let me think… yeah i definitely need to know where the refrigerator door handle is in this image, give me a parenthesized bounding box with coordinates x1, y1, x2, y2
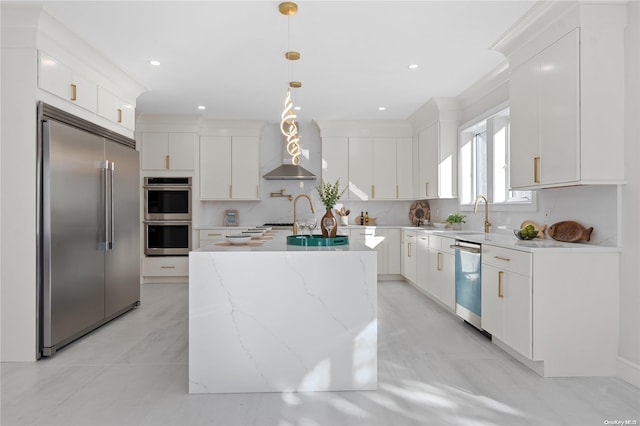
(109, 161, 115, 250)
(98, 160, 109, 251)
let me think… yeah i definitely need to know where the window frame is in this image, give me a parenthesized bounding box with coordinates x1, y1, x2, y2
(458, 102, 536, 213)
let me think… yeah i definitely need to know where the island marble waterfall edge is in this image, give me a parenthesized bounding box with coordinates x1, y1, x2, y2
(188, 250, 378, 393)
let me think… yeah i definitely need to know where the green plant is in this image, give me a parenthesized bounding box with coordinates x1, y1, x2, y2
(316, 179, 346, 211)
(446, 212, 466, 224)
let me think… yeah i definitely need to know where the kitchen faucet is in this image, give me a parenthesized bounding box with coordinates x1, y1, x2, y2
(292, 194, 315, 235)
(473, 195, 491, 234)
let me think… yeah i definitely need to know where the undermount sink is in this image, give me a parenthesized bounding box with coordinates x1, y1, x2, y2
(287, 234, 349, 246)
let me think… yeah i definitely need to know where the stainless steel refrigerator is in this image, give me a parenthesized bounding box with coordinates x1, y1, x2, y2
(38, 103, 140, 357)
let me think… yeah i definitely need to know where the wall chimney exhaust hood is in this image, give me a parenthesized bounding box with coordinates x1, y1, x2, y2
(263, 163, 315, 180)
(263, 134, 316, 180)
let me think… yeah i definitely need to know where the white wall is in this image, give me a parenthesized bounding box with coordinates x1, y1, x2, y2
(0, 47, 39, 361)
(200, 122, 413, 229)
(618, 0, 640, 388)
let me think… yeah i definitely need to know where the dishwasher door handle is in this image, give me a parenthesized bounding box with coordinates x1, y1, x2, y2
(450, 244, 481, 254)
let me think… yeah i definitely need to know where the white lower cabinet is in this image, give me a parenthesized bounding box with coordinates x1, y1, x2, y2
(349, 227, 401, 275)
(143, 256, 189, 277)
(481, 245, 532, 359)
(401, 229, 417, 283)
(481, 245, 618, 376)
(415, 233, 455, 310)
(427, 235, 455, 310)
(415, 234, 429, 292)
(198, 229, 226, 249)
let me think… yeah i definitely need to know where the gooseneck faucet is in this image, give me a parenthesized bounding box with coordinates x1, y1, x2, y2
(292, 194, 315, 235)
(473, 195, 491, 234)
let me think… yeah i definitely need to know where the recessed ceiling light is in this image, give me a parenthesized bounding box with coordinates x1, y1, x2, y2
(408, 64, 419, 69)
(294, 106, 301, 111)
(197, 105, 206, 110)
(378, 106, 386, 111)
(149, 60, 161, 66)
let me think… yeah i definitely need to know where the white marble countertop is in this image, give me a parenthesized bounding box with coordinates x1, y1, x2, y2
(194, 229, 372, 253)
(194, 224, 618, 253)
(401, 227, 620, 253)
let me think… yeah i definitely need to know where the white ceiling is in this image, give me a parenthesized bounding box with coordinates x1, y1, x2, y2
(39, 1, 535, 122)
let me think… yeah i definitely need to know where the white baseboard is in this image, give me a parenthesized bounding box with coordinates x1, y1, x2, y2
(617, 356, 640, 389)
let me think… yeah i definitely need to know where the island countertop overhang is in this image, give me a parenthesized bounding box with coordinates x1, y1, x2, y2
(193, 230, 373, 253)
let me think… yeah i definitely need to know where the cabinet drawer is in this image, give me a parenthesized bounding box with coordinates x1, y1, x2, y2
(429, 234, 455, 254)
(199, 230, 226, 240)
(143, 257, 188, 277)
(482, 245, 531, 275)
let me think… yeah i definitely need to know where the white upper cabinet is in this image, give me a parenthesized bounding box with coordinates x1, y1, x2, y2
(416, 123, 439, 198)
(348, 137, 373, 200)
(372, 138, 396, 199)
(231, 136, 260, 200)
(504, 4, 626, 189)
(371, 137, 413, 200)
(318, 121, 413, 200)
(321, 137, 349, 189)
(200, 136, 231, 199)
(38, 51, 97, 113)
(396, 138, 413, 199)
(200, 136, 260, 200)
(141, 132, 196, 171)
(97, 86, 135, 132)
(38, 49, 139, 133)
(409, 98, 458, 200)
(510, 30, 580, 188)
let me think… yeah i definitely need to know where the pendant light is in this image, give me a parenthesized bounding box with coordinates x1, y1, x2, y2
(264, 2, 315, 180)
(280, 1, 301, 166)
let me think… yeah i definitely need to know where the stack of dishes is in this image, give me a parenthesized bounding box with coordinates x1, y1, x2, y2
(242, 229, 265, 239)
(225, 235, 251, 245)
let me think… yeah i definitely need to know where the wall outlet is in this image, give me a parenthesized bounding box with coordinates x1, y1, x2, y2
(545, 208, 551, 217)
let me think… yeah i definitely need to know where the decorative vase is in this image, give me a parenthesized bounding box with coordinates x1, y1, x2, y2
(321, 209, 338, 238)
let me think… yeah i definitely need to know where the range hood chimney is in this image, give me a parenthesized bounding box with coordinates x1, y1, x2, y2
(263, 136, 316, 180)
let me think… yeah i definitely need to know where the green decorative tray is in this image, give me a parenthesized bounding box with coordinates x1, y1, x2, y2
(287, 235, 349, 246)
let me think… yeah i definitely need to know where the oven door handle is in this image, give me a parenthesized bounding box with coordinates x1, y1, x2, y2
(450, 244, 481, 254)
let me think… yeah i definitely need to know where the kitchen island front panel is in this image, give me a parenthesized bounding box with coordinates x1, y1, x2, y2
(189, 234, 377, 393)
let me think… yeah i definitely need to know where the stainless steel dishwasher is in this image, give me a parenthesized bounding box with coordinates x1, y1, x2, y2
(450, 240, 483, 331)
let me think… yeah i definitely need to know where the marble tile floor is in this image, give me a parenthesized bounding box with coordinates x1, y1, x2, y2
(2, 280, 639, 426)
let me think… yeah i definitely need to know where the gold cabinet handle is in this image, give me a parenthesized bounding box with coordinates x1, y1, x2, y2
(437, 252, 442, 271)
(161, 266, 176, 269)
(117, 109, 123, 123)
(494, 255, 511, 262)
(425, 182, 429, 196)
(408, 242, 412, 257)
(229, 185, 232, 198)
(257, 186, 259, 198)
(396, 185, 399, 199)
(165, 155, 170, 170)
(70, 83, 77, 101)
(371, 185, 375, 199)
(419, 237, 428, 240)
(534, 156, 540, 183)
(207, 233, 222, 237)
(498, 271, 504, 298)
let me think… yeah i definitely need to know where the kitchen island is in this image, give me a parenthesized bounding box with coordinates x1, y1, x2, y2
(188, 230, 377, 394)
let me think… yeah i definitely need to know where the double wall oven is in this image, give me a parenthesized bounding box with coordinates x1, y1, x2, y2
(143, 177, 192, 256)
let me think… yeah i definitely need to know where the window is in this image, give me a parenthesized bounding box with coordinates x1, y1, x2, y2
(459, 106, 533, 209)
